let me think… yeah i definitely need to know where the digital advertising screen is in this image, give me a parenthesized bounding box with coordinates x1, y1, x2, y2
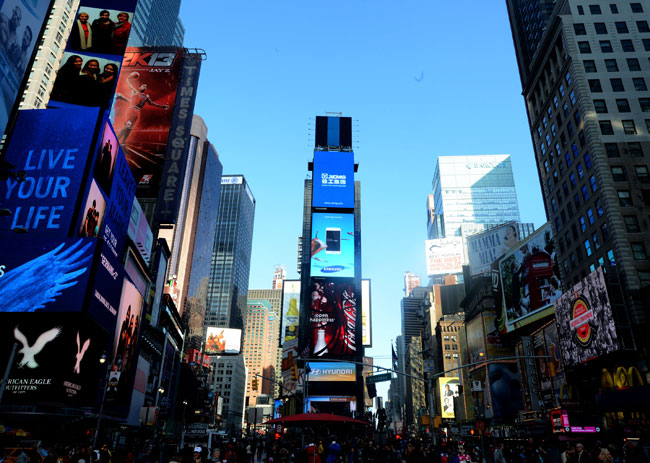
(0, 0, 52, 137)
(487, 362, 523, 418)
(0, 107, 101, 238)
(281, 280, 300, 346)
(312, 150, 354, 209)
(467, 222, 521, 276)
(308, 279, 358, 357)
(308, 362, 356, 382)
(361, 279, 372, 347)
(87, 240, 124, 332)
(554, 267, 619, 368)
(205, 327, 242, 354)
(499, 223, 559, 333)
(425, 237, 464, 276)
(111, 47, 184, 196)
(439, 377, 460, 419)
(310, 212, 354, 278)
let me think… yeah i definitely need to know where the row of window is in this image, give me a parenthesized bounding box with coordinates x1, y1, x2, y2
(579, 39, 650, 53)
(599, 119, 649, 135)
(593, 97, 650, 113)
(576, 3, 644, 15)
(610, 165, 650, 181)
(590, 77, 647, 91)
(575, 20, 650, 35)
(584, 57, 646, 72)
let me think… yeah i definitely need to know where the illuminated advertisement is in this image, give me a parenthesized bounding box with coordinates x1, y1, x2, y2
(499, 223, 559, 333)
(127, 199, 153, 263)
(487, 362, 523, 418)
(50, 0, 138, 109)
(0, 0, 51, 137)
(306, 396, 356, 413)
(112, 47, 183, 196)
(0, 313, 108, 405)
(467, 222, 521, 276)
(308, 362, 356, 382)
(483, 311, 511, 358)
(281, 280, 300, 345)
(308, 279, 358, 357)
(0, 107, 101, 238)
(312, 150, 354, 209)
(361, 279, 372, 347)
(205, 327, 242, 354)
(310, 213, 354, 278)
(425, 237, 464, 276)
(87, 240, 124, 331)
(554, 267, 619, 368)
(281, 339, 301, 394)
(0, 236, 96, 313)
(439, 377, 460, 419)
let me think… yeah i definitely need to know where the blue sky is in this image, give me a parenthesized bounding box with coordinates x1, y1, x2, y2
(179, 1, 548, 400)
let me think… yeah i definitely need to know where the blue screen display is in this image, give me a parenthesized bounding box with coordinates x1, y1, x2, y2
(312, 151, 354, 209)
(310, 212, 354, 278)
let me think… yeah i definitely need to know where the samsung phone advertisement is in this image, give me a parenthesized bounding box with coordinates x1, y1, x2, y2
(310, 213, 354, 278)
(312, 151, 354, 209)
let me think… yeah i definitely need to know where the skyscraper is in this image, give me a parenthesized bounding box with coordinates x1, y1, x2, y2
(247, 288, 283, 394)
(506, 0, 650, 347)
(243, 300, 278, 405)
(205, 175, 256, 332)
(127, 0, 185, 47)
(272, 266, 287, 289)
(404, 272, 421, 297)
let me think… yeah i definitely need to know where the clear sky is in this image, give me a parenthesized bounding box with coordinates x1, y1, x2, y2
(179, 1, 548, 401)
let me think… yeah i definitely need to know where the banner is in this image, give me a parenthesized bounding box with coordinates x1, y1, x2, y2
(281, 280, 300, 346)
(426, 237, 464, 276)
(467, 222, 521, 276)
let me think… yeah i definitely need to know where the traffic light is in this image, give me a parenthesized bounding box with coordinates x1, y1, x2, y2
(252, 377, 258, 390)
(291, 365, 299, 380)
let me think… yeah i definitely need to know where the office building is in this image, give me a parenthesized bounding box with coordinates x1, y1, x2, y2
(205, 175, 256, 332)
(248, 288, 283, 394)
(506, 0, 650, 342)
(243, 300, 278, 405)
(209, 355, 247, 432)
(127, 0, 184, 47)
(272, 266, 287, 289)
(404, 272, 420, 297)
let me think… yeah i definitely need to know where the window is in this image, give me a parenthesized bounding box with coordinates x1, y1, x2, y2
(611, 78, 625, 92)
(627, 58, 641, 71)
(610, 4, 619, 13)
(559, 84, 565, 97)
(622, 120, 637, 134)
(570, 91, 577, 105)
(570, 172, 577, 186)
(593, 232, 601, 250)
(587, 207, 595, 224)
(578, 5, 584, 14)
(617, 99, 631, 112)
(590, 175, 598, 192)
(565, 152, 573, 167)
(589, 4, 602, 14)
(579, 216, 587, 232)
(594, 99, 608, 113)
(574, 110, 582, 125)
(577, 162, 585, 179)
(629, 142, 644, 157)
(600, 40, 614, 52)
(636, 165, 650, 181)
(584, 60, 597, 72)
(638, 21, 650, 33)
(632, 243, 647, 260)
(631, 3, 643, 13)
(596, 198, 604, 216)
(595, 22, 608, 34)
(618, 190, 632, 206)
(647, 119, 650, 133)
(566, 71, 572, 86)
(574, 193, 581, 208)
(615, 21, 630, 33)
(600, 120, 614, 135)
(611, 166, 626, 181)
(589, 79, 603, 92)
(633, 77, 648, 91)
(582, 184, 590, 200)
(640, 98, 650, 112)
(585, 152, 592, 168)
(605, 59, 619, 72)
(585, 240, 593, 256)
(624, 215, 641, 232)
(578, 41, 592, 53)
(643, 39, 650, 51)
(605, 143, 620, 157)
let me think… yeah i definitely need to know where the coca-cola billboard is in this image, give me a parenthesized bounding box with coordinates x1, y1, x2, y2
(307, 279, 359, 357)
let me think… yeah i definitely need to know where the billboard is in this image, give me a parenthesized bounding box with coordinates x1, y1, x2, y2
(308, 279, 358, 357)
(310, 212, 354, 278)
(467, 222, 521, 276)
(281, 338, 302, 394)
(439, 377, 460, 419)
(0, 107, 101, 237)
(281, 280, 300, 346)
(308, 362, 356, 382)
(49, 0, 138, 109)
(127, 199, 153, 263)
(499, 223, 559, 333)
(361, 279, 371, 347)
(554, 267, 619, 367)
(0, 313, 108, 405)
(425, 237, 464, 276)
(487, 362, 523, 418)
(0, 0, 52, 137)
(312, 150, 354, 209)
(87, 240, 124, 331)
(205, 327, 242, 354)
(112, 47, 183, 197)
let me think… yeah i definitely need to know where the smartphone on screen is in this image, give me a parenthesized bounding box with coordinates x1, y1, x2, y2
(325, 228, 341, 254)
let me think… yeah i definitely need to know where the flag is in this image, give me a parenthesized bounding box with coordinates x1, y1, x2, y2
(392, 343, 398, 370)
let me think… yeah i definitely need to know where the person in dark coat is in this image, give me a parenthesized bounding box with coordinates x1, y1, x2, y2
(91, 10, 114, 53)
(51, 54, 82, 102)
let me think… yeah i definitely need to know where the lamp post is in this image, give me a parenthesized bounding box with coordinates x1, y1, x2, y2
(93, 352, 113, 462)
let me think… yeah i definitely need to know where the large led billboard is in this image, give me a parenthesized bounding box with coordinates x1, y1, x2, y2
(310, 212, 354, 278)
(308, 279, 358, 357)
(425, 237, 464, 276)
(554, 267, 619, 368)
(312, 150, 354, 209)
(487, 362, 523, 418)
(467, 222, 521, 276)
(499, 223, 559, 333)
(439, 377, 460, 419)
(281, 280, 301, 346)
(308, 362, 356, 382)
(361, 279, 372, 347)
(205, 327, 242, 354)
(0, 0, 52, 137)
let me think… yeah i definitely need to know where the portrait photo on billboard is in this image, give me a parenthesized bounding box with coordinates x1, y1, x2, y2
(312, 150, 355, 209)
(0, 0, 50, 136)
(439, 377, 460, 419)
(205, 327, 242, 354)
(554, 267, 619, 368)
(78, 180, 107, 238)
(310, 213, 354, 278)
(487, 362, 523, 418)
(467, 222, 521, 276)
(93, 120, 118, 193)
(281, 280, 301, 345)
(308, 279, 358, 357)
(65, 4, 135, 56)
(0, 313, 108, 405)
(112, 47, 183, 195)
(0, 236, 96, 314)
(499, 223, 560, 333)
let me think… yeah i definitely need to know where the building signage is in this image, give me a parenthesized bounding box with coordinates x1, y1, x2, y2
(221, 176, 243, 185)
(361, 279, 371, 347)
(312, 150, 354, 209)
(467, 222, 521, 276)
(425, 237, 464, 276)
(308, 362, 356, 382)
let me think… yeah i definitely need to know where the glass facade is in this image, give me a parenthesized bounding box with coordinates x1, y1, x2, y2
(430, 155, 521, 238)
(205, 176, 256, 332)
(128, 0, 185, 47)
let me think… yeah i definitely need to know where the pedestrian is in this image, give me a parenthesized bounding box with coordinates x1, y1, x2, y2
(16, 449, 30, 463)
(194, 447, 204, 463)
(575, 445, 591, 463)
(495, 444, 507, 463)
(326, 442, 341, 463)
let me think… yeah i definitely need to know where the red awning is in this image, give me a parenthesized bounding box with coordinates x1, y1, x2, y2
(264, 413, 369, 426)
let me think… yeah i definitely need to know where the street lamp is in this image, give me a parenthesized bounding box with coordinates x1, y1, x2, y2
(93, 352, 114, 462)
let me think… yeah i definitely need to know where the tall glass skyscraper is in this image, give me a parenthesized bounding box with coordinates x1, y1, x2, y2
(128, 0, 185, 47)
(428, 155, 522, 239)
(205, 176, 256, 332)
